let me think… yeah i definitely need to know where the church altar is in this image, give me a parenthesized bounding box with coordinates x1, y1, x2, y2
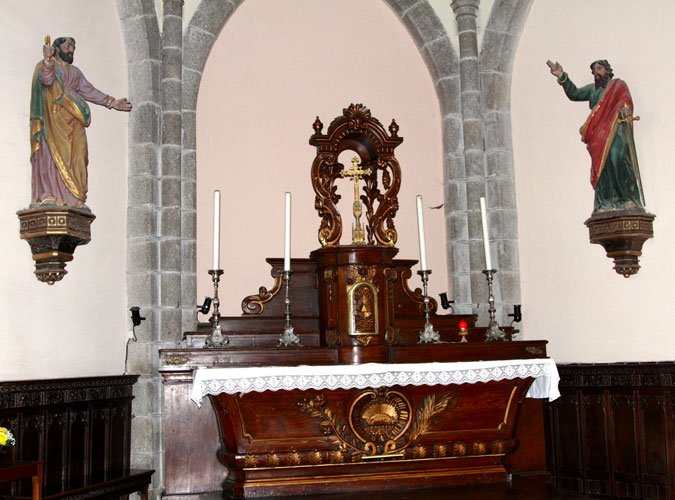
(190, 358, 560, 406)
(159, 104, 557, 498)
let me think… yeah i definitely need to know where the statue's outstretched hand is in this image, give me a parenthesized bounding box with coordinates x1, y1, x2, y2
(546, 60, 563, 78)
(112, 98, 133, 112)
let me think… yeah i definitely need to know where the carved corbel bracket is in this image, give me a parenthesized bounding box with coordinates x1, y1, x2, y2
(17, 205, 95, 285)
(585, 211, 655, 278)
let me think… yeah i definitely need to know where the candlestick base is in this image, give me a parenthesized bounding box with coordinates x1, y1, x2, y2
(279, 324, 301, 347)
(204, 269, 229, 348)
(482, 269, 505, 342)
(416, 269, 441, 344)
(485, 320, 505, 342)
(278, 270, 302, 347)
(419, 320, 441, 344)
(205, 323, 229, 348)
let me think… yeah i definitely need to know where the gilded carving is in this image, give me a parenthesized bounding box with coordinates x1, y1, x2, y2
(323, 268, 336, 302)
(349, 265, 377, 284)
(434, 444, 447, 457)
(525, 346, 544, 356)
(164, 355, 188, 365)
(266, 452, 280, 466)
(298, 389, 454, 459)
(310, 104, 403, 247)
(329, 449, 345, 464)
(287, 450, 301, 465)
(241, 270, 283, 315)
(412, 444, 427, 459)
(453, 443, 466, 456)
(347, 281, 378, 337)
(308, 450, 323, 465)
(398, 266, 438, 313)
(355, 335, 374, 347)
(244, 454, 258, 468)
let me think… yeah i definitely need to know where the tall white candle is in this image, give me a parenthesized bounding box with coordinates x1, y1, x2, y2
(480, 197, 493, 270)
(415, 195, 428, 271)
(212, 190, 221, 270)
(283, 192, 292, 271)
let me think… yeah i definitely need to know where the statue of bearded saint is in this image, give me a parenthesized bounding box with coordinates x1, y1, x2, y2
(547, 59, 646, 216)
(30, 36, 132, 208)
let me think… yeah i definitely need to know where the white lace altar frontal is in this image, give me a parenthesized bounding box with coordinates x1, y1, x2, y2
(190, 358, 560, 407)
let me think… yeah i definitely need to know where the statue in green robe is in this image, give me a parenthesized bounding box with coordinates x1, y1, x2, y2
(547, 60, 645, 215)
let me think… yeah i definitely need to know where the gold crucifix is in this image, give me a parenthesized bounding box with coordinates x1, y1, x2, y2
(339, 157, 372, 244)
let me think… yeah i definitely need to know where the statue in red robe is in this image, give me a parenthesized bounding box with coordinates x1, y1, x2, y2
(547, 59, 645, 215)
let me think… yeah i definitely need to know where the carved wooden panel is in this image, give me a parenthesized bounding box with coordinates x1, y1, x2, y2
(309, 104, 403, 247)
(0, 375, 137, 498)
(546, 363, 675, 500)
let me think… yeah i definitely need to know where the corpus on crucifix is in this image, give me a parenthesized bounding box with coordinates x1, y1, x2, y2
(339, 157, 372, 245)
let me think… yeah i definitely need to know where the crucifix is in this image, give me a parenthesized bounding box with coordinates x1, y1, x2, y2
(339, 157, 372, 244)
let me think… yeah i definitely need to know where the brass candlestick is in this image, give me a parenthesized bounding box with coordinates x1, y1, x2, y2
(482, 269, 505, 341)
(278, 270, 301, 347)
(417, 269, 441, 344)
(205, 269, 229, 348)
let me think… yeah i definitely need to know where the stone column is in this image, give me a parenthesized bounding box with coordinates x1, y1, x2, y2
(450, 0, 491, 317)
(160, 0, 184, 344)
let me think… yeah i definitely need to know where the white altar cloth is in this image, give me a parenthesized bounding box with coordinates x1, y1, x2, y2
(191, 358, 560, 407)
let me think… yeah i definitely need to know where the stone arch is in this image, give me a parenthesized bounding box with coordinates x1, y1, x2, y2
(180, 0, 462, 305)
(478, 0, 533, 321)
(118, 0, 467, 496)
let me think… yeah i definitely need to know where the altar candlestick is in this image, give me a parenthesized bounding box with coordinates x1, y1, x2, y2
(212, 190, 221, 270)
(480, 197, 492, 270)
(416, 195, 428, 271)
(284, 192, 292, 271)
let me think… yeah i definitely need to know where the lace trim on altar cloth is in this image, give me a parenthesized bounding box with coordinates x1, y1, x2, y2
(190, 358, 560, 407)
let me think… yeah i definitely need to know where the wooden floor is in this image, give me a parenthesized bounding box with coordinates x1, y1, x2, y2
(218, 475, 600, 500)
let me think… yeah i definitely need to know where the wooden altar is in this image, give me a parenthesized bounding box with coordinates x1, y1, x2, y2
(159, 104, 557, 499)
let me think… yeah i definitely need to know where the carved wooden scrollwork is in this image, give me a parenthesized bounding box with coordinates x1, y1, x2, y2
(241, 269, 283, 315)
(310, 104, 403, 247)
(399, 266, 438, 314)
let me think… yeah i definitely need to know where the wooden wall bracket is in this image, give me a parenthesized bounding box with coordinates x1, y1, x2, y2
(17, 205, 95, 285)
(585, 211, 655, 278)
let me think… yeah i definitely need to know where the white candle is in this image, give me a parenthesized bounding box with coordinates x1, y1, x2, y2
(283, 192, 292, 271)
(480, 197, 492, 270)
(212, 190, 221, 270)
(415, 195, 428, 271)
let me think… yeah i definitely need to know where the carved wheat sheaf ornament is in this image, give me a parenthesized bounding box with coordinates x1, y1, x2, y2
(298, 388, 454, 458)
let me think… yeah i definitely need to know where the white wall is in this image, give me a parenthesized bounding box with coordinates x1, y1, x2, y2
(0, 1, 129, 379)
(195, 0, 447, 317)
(513, 1, 675, 361)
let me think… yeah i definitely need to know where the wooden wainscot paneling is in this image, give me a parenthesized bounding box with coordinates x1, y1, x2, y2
(546, 363, 675, 500)
(0, 375, 153, 499)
